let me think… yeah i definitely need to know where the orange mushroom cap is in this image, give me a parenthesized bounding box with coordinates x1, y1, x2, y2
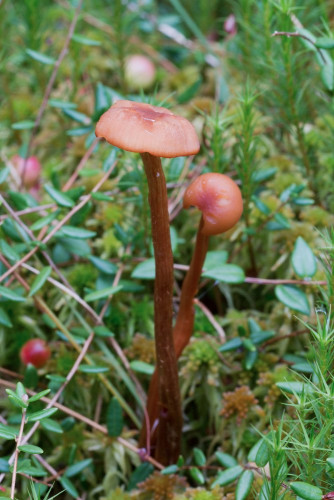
(183, 173, 243, 236)
(95, 100, 200, 158)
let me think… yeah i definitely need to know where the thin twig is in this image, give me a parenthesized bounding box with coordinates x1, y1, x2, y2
(0, 203, 55, 222)
(194, 298, 226, 342)
(21, 0, 84, 186)
(173, 264, 326, 286)
(272, 30, 327, 64)
(0, 379, 164, 471)
(0, 161, 117, 284)
(62, 137, 101, 191)
(10, 394, 28, 499)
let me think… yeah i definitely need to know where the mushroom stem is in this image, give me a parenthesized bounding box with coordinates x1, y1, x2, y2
(141, 216, 209, 450)
(140, 152, 182, 465)
(173, 216, 209, 357)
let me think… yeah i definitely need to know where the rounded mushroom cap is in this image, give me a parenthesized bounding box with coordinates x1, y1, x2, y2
(183, 173, 243, 235)
(95, 100, 200, 158)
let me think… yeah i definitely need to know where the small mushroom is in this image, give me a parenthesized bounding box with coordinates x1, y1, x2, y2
(96, 100, 200, 464)
(142, 173, 242, 444)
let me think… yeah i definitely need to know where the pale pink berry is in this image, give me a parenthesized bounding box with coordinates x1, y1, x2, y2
(125, 55, 156, 90)
(12, 155, 41, 188)
(224, 14, 237, 36)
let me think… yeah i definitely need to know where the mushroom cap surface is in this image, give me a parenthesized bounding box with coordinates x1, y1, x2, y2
(183, 173, 243, 235)
(95, 100, 200, 158)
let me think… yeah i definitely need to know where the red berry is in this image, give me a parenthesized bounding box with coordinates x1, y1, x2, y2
(20, 339, 51, 368)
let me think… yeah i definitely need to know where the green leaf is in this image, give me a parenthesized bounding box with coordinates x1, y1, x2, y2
(64, 458, 92, 478)
(91, 192, 114, 202)
(252, 195, 271, 215)
(252, 167, 277, 183)
(203, 250, 228, 271)
(321, 59, 334, 91)
(78, 365, 109, 374)
(193, 448, 206, 466)
(315, 37, 334, 49)
(0, 307, 13, 327)
(78, 168, 101, 177)
(28, 389, 51, 403)
(26, 48, 55, 65)
(131, 258, 155, 280)
(16, 382, 26, 399)
(292, 362, 313, 374)
(248, 439, 264, 462)
(215, 451, 238, 468)
(219, 337, 243, 353)
(60, 237, 91, 257)
(275, 285, 310, 315)
(66, 126, 92, 136)
(48, 99, 77, 109)
(127, 463, 154, 491)
(18, 465, 47, 477)
(211, 465, 243, 488)
(178, 78, 202, 104)
(63, 108, 91, 125)
(0, 458, 10, 472)
(0, 167, 10, 183)
(255, 438, 270, 467)
(129, 360, 155, 375)
(292, 197, 314, 206)
(0, 286, 25, 302)
(72, 34, 101, 46)
(0, 239, 20, 262)
(59, 226, 96, 239)
(27, 407, 58, 422)
(84, 284, 123, 302)
(189, 467, 205, 485)
(18, 444, 44, 454)
(31, 211, 60, 231)
(28, 267, 52, 297)
(93, 326, 114, 337)
(0, 429, 16, 440)
(45, 185, 75, 208)
(236, 470, 254, 500)
(11, 120, 35, 130)
(292, 237, 317, 277)
(59, 476, 79, 499)
(244, 350, 258, 370)
(94, 82, 111, 116)
(89, 256, 118, 275)
(203, 264, 245, 284)
(250, 330, 275, 345)
(276, 381, 313, 395)
(106, 397, 124, 437)
(242, 338, 256, 352)
(290, 482, 322, 500)
(40, 418, 63, 434)
(161, 465, 179, 475)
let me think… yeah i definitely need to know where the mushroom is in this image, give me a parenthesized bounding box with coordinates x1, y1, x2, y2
(141, 173, 243, 447)
(95, 100, 200, 464)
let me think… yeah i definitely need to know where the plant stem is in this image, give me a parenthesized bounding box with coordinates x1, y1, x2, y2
(141, 217, 209, 451)
(11, 395, 28, 499)
(140, 152, 182, 465)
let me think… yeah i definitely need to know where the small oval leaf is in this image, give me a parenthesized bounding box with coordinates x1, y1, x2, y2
(275, 285, 310, 315)
(236, 470, 254, 500)
(292, 237, 317, 277)
(29, 267, 52, 297)
(290, 481, 322, 500)
(211, 465, 243, 488)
